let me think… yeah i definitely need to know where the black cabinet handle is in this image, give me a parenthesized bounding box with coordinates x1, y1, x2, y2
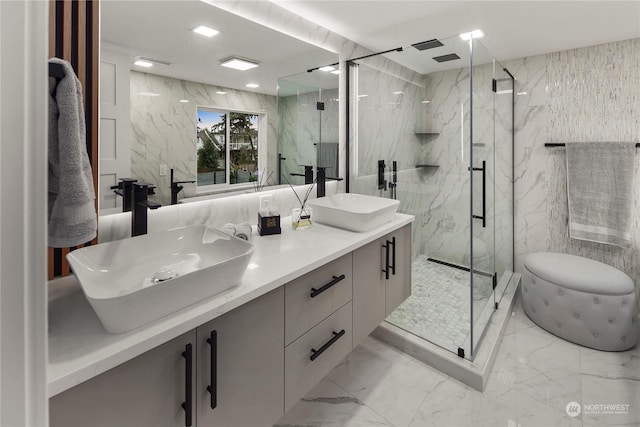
(310, 275, 346, 298)
(206, 330, 217, 410)
(310, 329, 346, 361)
(382, 240, 390, 280)
(181, 344, 193, 427)
(390, 236, 396, 276)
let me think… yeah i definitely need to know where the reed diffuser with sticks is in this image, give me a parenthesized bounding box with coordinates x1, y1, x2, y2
(285, 177, 315, 230)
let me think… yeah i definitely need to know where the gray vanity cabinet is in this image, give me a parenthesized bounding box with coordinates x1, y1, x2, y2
(50, 288, 284, 427)
(50, 330, 197, 427)
(353, 223, 411, 346)
(195, 287, 285, 427)
(385, 223, 412, 316)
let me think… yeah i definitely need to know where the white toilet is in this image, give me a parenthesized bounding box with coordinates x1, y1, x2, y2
(522, 252, 638, 351)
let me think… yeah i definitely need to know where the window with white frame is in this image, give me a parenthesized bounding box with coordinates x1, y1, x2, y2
(196, 106, 261, 189)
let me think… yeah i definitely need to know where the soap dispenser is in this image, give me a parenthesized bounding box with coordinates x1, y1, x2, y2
(258, 194, 281, 236)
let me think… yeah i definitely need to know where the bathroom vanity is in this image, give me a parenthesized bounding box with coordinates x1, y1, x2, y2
(48, 214, 413, 426)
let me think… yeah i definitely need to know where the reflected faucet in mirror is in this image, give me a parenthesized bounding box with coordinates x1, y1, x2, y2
(290, 165, 315, 184)
(170, 169, 195, 205)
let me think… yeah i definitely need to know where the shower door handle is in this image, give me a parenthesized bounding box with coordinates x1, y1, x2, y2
(470, 160, 486, 228)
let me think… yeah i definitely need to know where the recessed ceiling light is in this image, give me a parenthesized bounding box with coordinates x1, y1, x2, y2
(459, 29, 484, 41)
(220, 56, 259, 71)
(193, 25, 219, 38)
(245, 83, 260, 88)
(393, 91, 404, 95)
(179, 99, 189, 103)
(216, 91, 227, 95)
(134, 60, 153, 68)
(319, 66, 335, 72)
(330, 70, 341, 75)
(421, 100, 431, 104)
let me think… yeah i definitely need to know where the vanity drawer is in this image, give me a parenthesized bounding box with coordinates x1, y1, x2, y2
(284, 253, 352, 345)
(284, 301, 352, 412)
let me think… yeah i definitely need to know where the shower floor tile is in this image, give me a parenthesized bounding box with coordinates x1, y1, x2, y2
(385, 255, 493, 353)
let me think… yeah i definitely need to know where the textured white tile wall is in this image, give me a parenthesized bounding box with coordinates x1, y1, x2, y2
(507, 38, 640, 300)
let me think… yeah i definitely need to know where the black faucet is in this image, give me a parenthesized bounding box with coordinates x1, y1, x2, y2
(170, 168, 195, 205)
(131, 182, 161, 236)
(316, 167, 326, 198)
(110, 178, 138, 212)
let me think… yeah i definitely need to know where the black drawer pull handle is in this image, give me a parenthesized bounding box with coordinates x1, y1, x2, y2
(206, 330, 217, 410)
(382, 240, 390, 280)
(181, 343, 193, 427)
(310, 329, 346, 361)
(390, 236, 396, 276)
(310, 274, 346, 298)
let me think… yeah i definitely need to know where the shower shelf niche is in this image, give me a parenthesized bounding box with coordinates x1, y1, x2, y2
(415, 164, 440, 169)
(415, 132, 439, 137)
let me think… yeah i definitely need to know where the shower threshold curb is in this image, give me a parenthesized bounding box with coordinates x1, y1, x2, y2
(372, 273, 521, 392)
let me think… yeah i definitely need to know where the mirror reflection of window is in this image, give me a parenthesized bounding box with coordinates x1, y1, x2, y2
(197, 107, 260, 189)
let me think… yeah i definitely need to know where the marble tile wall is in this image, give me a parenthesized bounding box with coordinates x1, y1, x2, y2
(348, 56, 431, 260)
(506, 38, 640, 301)
(129, 71, 277, 206)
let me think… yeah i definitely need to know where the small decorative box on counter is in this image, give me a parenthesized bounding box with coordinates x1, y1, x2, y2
(258, 213, 281, 236)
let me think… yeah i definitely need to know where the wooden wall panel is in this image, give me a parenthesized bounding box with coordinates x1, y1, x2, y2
(48, 0, 99, 280)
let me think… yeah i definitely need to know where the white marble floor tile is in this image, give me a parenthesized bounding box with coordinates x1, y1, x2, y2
(275, 378, 394, 427)
(580, 375, 640, 427)
(327, 337, 446, 427)
(505, 295, 536, 335)
(510, 324, 583, 415)
(409, 375, 516, 427)
(579, 344, 640, 426)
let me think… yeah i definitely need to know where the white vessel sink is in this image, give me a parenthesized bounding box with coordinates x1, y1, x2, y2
(66, 225, 254, 333)
(307, 193, 400, 232)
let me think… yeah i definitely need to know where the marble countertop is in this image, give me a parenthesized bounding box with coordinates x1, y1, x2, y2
(48, 213, 414, 397)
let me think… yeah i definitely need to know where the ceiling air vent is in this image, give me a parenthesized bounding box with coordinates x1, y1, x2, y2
(433, 53, 460, 63)
(412, 39, 443, 51)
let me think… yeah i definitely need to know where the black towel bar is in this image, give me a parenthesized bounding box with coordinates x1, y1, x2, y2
(544, 143, 640, 148)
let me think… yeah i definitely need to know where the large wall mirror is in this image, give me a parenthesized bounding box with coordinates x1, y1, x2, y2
(99, 0, 338, 214)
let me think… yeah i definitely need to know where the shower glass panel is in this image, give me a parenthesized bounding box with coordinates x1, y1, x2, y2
(347, 33, 514, 361)
(470, 39, 497, 354)
(277, 72, 339, 185)
(493, 64, 515, 302)
(349, 35, 476, 357)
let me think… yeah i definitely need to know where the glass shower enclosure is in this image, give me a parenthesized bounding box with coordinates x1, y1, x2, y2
(277, 70, 340, 186)
(347, 35, 514, 359)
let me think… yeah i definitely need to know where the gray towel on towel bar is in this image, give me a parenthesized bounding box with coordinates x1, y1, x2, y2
(48, 58, 97, 247)
(565, 141, 635, 248)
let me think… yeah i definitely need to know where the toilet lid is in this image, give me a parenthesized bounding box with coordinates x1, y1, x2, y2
(524, 252, 634, 295)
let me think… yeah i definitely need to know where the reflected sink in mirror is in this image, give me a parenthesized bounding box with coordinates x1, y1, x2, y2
(66, 225, 254, 333)
(307, 193, 400, 232)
